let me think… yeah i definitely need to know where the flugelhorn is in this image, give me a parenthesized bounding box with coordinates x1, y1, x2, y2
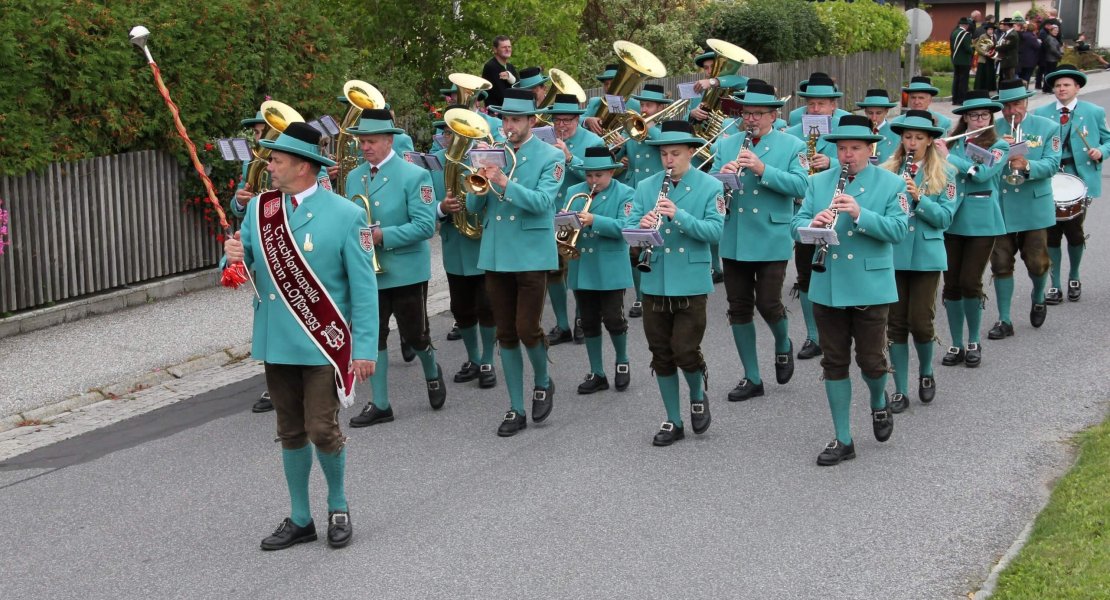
(352, 175, 384, 274)
(556, 183, 598, 260)
(811, 165, 851, 273)
(1003, 116, 1025, 185)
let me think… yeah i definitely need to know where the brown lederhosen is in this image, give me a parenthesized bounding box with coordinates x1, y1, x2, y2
(485, 270, 548, 348)
(990, 229, 1050, 278)
(722, 259, 788, 325)
(376, 281, 432, 351)
(888, 271, 941, 344)
(813, 303, 890, 380)
(266, 363, 345, 453)
(642, 293, 708, 376)
(446, 273, 494, 329)
(942, 234, 995, 300)
(573, 289, 627, 338)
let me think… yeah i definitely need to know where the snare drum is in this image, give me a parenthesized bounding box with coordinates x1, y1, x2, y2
(1052, 173, 1089, 221)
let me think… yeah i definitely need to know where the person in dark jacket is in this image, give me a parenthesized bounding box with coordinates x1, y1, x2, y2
(1040, 24, 1064, 92)
(1018, 21, 1042, 86)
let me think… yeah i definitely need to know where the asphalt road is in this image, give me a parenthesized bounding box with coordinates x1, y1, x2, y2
(3, 89, 1110, 600)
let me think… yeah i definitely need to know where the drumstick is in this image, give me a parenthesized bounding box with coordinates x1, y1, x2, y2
(1076, 129, 1104, 164)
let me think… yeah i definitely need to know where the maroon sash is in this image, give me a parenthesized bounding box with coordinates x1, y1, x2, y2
(256, 190, 356, 406)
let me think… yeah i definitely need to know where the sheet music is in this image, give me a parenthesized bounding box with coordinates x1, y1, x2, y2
(965, 142, 997, 167)
(712, 172, 741, 190)
(677, 83, 699, 100)
(433, 133, 451, 149)
(621, 228, 664, 247)
(231, 138, 253, 161)
(467, 149, 507, 169)
(801, 114, 833, 136)
(605, 94, 626, 114)
(531, 126, 557, 145)
(216, 139, 237, 161)
(319, 115, 341, 136)
(797, 226, 840, 246)
(1007, 141, 1028, 159)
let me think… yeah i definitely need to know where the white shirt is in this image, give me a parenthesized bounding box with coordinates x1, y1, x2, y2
(1055, 98, 1079, 112)
(369, 150, 397, 172)
(291, 182, 318, 209)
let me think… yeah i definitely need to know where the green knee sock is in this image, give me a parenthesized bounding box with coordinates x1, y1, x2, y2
(825, 378, 853, 445)
(1067, 244, 1084, 280)
(415, 346, 439, 380)
(1048, 246, 1062, 288)
(730, 323, 761, 385)
(800, 292, 819, 342)
(585, 335, 605, 376)
(370, 348, 390, 409)
(863, 373, 889, 410)
(632, 269, 643, 302)
(548, 281, 570, 330)
(963, 297, 984, 344)
(611, 332, 629, 364)
(682, 369, 705, 402)
(315, 446, 347, 513)
(500, 345, 525, 413)
(657, 374, 682, 427)
(479, 326, 496, 364)
(524, 343, 550, 388)
(914, 340, 935, 377)
(889, 343, 910, 395)
(994, 276, 1014, 324)
(769, 316, 791, 354)
(1031, 272, 1048, 304)
(945, 299, 965, 347)
(711, 243, 722, 273)
(459, 324, 480, 363)
(282, 445, 314, 527)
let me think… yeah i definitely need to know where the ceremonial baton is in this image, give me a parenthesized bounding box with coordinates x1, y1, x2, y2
(128, 25, 260, 300)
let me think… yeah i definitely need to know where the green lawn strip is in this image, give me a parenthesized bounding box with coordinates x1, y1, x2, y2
(989, 417, 1110, 599)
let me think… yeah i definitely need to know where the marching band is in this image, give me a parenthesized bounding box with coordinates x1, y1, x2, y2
(222, 40, 1107, 549)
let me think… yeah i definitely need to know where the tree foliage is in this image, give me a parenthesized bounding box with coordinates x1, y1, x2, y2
(697, 0, 832, 63)
(812, 0, 910, 56)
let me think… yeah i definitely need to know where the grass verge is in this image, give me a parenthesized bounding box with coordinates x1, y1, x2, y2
(988, 416, 1110, 599)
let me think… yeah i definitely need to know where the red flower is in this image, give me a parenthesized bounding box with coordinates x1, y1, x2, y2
(204, 142, 214, 151)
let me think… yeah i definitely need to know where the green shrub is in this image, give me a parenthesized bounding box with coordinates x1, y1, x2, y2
(697, 0, 831, 62)
(813, 0, 910, 56)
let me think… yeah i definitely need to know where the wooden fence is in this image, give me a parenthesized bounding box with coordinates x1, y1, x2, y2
(0, 151, 222, 314)
(584, 50, 903, 115)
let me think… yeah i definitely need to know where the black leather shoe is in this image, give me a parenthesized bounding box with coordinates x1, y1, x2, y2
(1045, 287, 1063, 305)
(797, 338, 822, 359)
(816, 439, 856, 466)
(573, 318, 585, 344)
(652, 421, 686, 446)
(941, 346, 965, 366)
(478, 364, 497, 389)
(727, 378, 764, 402)
(453, 361, 480, 383)
(889, 392, 909, 414)
(987, 321, 1014, 340)
(919, 376, 936, 403)
(690, 400, 711, 434)
(774, 340, 795, 384)
(427, 364, 447, 410)
(546, 326, 572, 345)
(1030, 303, 1047, 328)
(252, 391, 274, 413)
(260, 518, 317, 551)
(872, 403, 894, 442)
(400, 339, 415, 363)
(614, 363, 631, 391)
(628, 301, 643, 318)
(532, 380, 554, 422)
(349, 403, 394, 428)
(446, 323, 462, 341)
(577, 373, 610, 394)
(326, 511, 352, 549)
(711, 270, 724, 284)
(964, 343, 982, 368)
(1068, 279, 1081, 302)
(497, 410, 526, 437)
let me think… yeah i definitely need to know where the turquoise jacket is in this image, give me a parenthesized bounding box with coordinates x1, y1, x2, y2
(431, 148, 484, 277)
(946, 138, 1009, 237)
(893, 165, 959, 271)
(873, 121, 901, 164)
(565, 179, 635, 291)
(710, 129, 809, 261)
(468, 133, 564, 272)
(995, 114, 1061, 232)
(345, 153, 436, 289)
(230, 165, 332, 218)
(784, 122, 841, 174)
(788, 106, 851, 127)
(238, 187, 379, 364)
(792, 165, 908, 307)
(555, 126, 605, 206)
(628, 168, 724, 296)
(929, 110, 953, 133)
(620, 126, 665, 189)
(1033, 99, 1110, 197)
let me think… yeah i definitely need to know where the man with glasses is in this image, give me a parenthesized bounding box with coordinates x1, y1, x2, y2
(710, 82, 809, 402)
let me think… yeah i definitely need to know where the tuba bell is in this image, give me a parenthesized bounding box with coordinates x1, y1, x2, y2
(442, 108, 519, 239)
(594, 41, 668, 131)
(535, 68, 588, 126)
(246, 100, 304, 193)
(334, 80, 386, 196)
(448, 72, 493, 110)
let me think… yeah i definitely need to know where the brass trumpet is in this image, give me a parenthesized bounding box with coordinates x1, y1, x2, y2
(352, 175, 384, 274)
(602, 98, 691, 151)
(556, 183, 598, 260)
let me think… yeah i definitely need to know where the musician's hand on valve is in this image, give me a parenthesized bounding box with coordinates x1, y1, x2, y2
(810, 154, 831, 171)
(639, 213, 657, 229)
(832, 193, 860, 220)
(1002, 134, 1016, 145)
(693, 79, 715, 93)
(326, 164, 340, 180)
(690, 106, 710, 121)
(442, 193, 462, 214)
(620, 157, 630, 168)
(1009, 155, 1029, 170)
(474, 141, 491, 150)
(351, 359, 376, 382)
(224, 231, 244, 263)
(372, 227, 384, 245)
(482, 165, 508, 189)
(721, 161, 740, 174)
(584, 117, 604, 136)
(811, 209, 836, 228)
(578, 212, 594, 227)
(656, 197, 676, 219)
(553, 138, 572, 161)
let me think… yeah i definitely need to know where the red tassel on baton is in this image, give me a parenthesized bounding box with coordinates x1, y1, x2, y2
(129, 25, 259, 300)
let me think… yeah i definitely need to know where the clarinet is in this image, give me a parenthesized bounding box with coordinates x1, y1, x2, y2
(636, 168, 673, 273)
(900, 150, 917, 207)
(811, 165, 851, 273)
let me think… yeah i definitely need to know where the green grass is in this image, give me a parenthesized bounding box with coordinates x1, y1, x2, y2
(929, 74, 953, 98)
(989, 416, 1110, 599)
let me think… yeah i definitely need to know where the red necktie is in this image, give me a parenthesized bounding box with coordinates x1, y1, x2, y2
(750, 136, 761, 147)
(1060, 107, 1070, 125)
(371, 166, 380, 178)
(290, 194, 299, 210)
(847, 175, 855, 184)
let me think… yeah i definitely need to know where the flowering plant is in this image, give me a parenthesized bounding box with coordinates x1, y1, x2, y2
(0, 198, 9, 256)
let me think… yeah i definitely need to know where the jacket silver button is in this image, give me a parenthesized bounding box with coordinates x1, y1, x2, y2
(269, 293, 276, 300)
(678, 247, 685, 253)
(509, 215, 515, 221)
(665, 248, 671, 253)
(752, 207, 759, 213)
(496, 215, 502, 221)
(909, 225, 915, 232)
(847, 253, 854, 260)
(847, 230, 854, 236)
(831, 253, 838, 259)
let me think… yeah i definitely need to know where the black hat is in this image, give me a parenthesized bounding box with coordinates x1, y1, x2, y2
(257, 121, 334, 167)
(823, 114, 885, 143)
(645, 120, 703, 147)
(519, 66, 542, 79)
(903, 109, 935, 122)
(585, 146, 612, 159)
(958, 17, 972, 25)
(284, 121, 322, 146)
